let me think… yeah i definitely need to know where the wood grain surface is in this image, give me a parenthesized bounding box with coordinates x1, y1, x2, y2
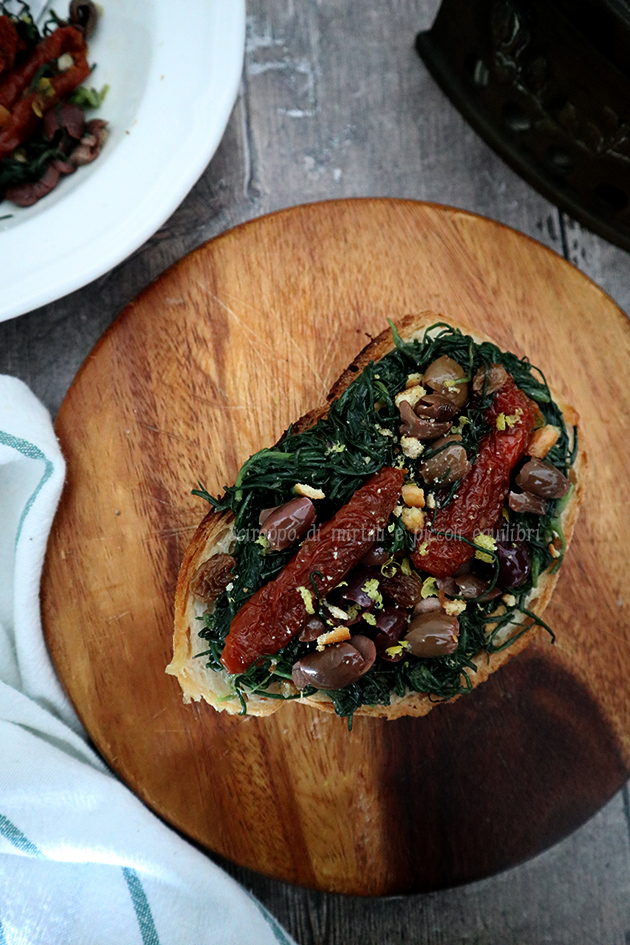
(41, 198, 630, 895)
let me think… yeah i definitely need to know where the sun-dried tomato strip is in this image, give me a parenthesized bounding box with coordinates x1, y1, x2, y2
(411, 377, 536, 578)
(0, 26, 86, 109)
(0, 16, 22, 77)
(0, 27, 90, 161)
(221, 465, 406, 674)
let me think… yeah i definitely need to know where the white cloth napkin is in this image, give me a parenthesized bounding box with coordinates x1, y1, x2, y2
(0, 376, 296, 945)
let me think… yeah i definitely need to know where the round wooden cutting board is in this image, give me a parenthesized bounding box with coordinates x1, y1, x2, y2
(42, 199, 630, 895)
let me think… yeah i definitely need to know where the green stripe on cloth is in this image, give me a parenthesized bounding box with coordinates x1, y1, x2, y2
(0, 430, 54, 547)
(1, 814, 160, 944)
(122, 868, 161, 945)
(0, 431, 163, 944)
(0, 814, 43, 858)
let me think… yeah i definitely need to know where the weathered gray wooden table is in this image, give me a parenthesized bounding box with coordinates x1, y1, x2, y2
(2, 2, 630, 941)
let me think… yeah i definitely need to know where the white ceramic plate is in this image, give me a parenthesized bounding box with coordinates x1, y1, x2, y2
(0, 0, 245, 323)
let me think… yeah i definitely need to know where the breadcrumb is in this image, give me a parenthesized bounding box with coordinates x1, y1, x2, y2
(395, 385, 426, 408)
(402, 483, 425, 508)
(443, 599, 466, 616)
(527, 424, 560, 458)
(401, 435, 424, 459)
(401, 506, 425, 533)
(294, 483, 326, 500)
(405, 373, 425, 389)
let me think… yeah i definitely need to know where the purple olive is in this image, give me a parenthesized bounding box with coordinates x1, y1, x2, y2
(453, 559, 472, 576)
(69, 0, 99, 37)
(496, 540, 532, 588)
(373, 607, 409, 661)
(43, 103, 85, 144)
(422, 356, 469, 409)
(436, 575, 458, 596)
(404, 612, 459, 657)
(509, 490, 546, 516)
(516, 458, 570, 499)
(413, 597, 443, 616)
(351, 635, 377, 667)
(454, 574, 501, 600)
(259, 496, 316, 551)
(414, 393, 459, 421)
(399, 401, 453, 440)
(291, 637, 375, 690)
(380, 571, 424, 607)
(418, 436, 471, 486)
(340, 566, 380, 608)
(374, 605, 408, 637)
(299, 615, 327, 642)
(472, 363, 508, 398)
(360, 543, 391, 567)
(69, 118, 108, 168)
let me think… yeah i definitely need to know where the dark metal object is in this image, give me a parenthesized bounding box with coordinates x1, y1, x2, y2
(416, 0, 630, 253)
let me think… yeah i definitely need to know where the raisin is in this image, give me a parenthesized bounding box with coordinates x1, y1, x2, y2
(191, 554, 236, 603)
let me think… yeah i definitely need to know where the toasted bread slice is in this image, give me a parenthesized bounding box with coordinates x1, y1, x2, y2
(167, 312, 585, 719)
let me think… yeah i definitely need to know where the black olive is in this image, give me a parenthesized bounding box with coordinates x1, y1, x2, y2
(496, 540, 531, 588)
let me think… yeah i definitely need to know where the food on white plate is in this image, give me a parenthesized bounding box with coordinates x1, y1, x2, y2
(167, 313, 584, 724)
(0, 0, 107, 207)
